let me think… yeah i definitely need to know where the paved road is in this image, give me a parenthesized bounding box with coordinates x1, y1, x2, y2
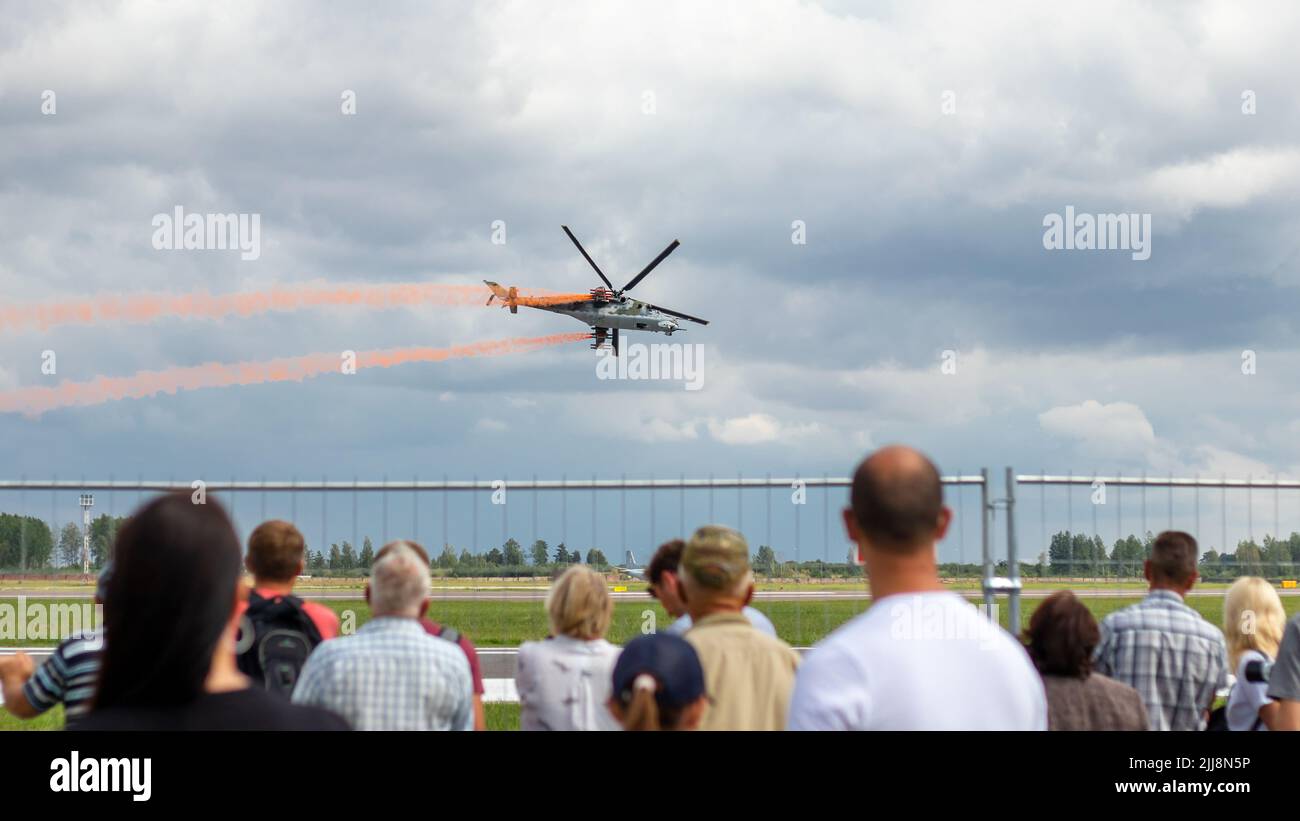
(0, 645, 822, 681)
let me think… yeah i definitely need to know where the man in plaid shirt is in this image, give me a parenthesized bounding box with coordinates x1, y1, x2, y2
(1093, 531, 1228, 731)
(292, 541, 474, 730)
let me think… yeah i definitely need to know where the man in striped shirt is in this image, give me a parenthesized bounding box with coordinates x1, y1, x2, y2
(1093, 531, 1228, 731)
(0, 565, 110, 724)
(0, 632, 102, 722)
(291, 541, 473, 730)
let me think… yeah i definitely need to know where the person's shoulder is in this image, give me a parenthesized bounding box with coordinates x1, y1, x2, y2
(1236, 649, 1267, 677)
(284, 702, 351, 730)
(55, 629, 103, 658)
(742, 627, 798, 665)
(1088, 673, 1148, 721)
(743, 605, 776, 627)
(72, 707, 149, 731)
(418, 628, 473, 665)
(1178, 605, 1227, 643)
(801, 612, 875, 671)
(1099, 599, 1140, 626)
(1088, 671, 1141, 699)
(446, 627, 478, 654)
(228, 687, 351, 730)
(302, 600, 340, 626)
(300, 631, 350, 669)
(749, 626, 794, 651)
(517, 638, 545, 659)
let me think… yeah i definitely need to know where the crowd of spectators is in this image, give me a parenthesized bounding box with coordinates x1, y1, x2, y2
(2, 443, 1299, 732)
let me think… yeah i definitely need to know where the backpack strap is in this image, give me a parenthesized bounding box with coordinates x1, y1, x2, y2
(431, 623, 460, 644)
(247, 592, 323, 645)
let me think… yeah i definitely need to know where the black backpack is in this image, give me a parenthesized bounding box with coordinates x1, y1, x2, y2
(236, 591, 324, 697)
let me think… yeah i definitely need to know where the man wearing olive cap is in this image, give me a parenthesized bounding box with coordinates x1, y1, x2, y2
(679, 525, 800, 730)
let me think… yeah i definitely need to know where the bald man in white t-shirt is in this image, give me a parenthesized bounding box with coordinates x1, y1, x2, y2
(787, 445, 1046, 731)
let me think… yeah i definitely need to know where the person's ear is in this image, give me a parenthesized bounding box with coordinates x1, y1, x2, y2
(742, 582, 755, 607)
(842, 509, 865, 564)
(1186, 569, 1199, 592)
(418, 598, 430, 619)
(664, 571, 677, 596)
(228, 579, 249, 627)
(934, 506, 952, 541)
(364, 582, 371, 606)
(682, 696, 708, 730)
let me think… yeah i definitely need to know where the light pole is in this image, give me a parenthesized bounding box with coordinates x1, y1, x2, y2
(79, 494, 94, 576)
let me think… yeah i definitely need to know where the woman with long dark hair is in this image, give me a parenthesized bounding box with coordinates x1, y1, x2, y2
(76, 492, 348, 730)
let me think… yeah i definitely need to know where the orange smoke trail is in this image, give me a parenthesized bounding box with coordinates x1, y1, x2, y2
(0, 283, 592, 333)
(0, 332, 590, 418)
(506, 293, 595, 308)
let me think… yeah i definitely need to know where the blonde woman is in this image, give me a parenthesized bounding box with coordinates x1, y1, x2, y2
(1224, 576, 1286, 731)
(516, 565, 621, 730)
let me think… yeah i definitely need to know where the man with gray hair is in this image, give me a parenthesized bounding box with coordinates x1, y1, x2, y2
(679, 525, 800, 730)
(292, 541, 473, 730)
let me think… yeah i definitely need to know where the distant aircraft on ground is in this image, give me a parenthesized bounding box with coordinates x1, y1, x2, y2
(612, 549, 646, 581)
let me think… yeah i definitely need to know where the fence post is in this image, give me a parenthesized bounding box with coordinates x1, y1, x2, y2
(981, 468, 993, 615)
(1006, 467, 1020, 635)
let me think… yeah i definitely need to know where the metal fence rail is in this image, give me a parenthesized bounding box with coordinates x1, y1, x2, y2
(0, 476, 988, 492)
(1003, 471, 1300, 619)
(0, 474, 992, 598)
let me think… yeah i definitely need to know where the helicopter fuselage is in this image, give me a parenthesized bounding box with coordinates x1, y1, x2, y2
(542, 298, 681, 334)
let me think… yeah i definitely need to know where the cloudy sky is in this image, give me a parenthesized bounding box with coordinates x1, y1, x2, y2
(3, 0, 1300, 560)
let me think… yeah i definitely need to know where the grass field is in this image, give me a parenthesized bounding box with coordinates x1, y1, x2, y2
(0, 704, 63, 731)
(0, 701, 524, 731)
(6, 591, 1296, 649)
(330, 594, 1300, 646)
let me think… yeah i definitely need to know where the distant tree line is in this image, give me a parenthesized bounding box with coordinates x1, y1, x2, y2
(1023, 530, 1300, 579)
(0, 513, 127, 571)
(301, 537, 613, 578)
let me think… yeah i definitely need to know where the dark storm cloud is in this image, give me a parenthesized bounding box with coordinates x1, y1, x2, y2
(4, 0, 1300, 497)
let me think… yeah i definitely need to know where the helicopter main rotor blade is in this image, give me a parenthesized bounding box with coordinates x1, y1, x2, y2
(620, 239, 680, 294)
(561, 225, 616, 291)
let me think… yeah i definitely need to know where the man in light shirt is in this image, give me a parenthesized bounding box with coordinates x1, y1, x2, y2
(1092, 531, 1227, 731)
(680, 526, 801, 730)
(292, 541, 473, 730)
(646, 539, 777, 637)
(787, 445, 1046, 730)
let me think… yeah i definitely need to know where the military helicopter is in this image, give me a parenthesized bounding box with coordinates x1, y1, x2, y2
(484, 225, 709, 355)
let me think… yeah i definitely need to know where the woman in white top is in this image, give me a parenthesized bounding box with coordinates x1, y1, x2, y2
(516, 565, 621, 731)
(1223, 576, 1286, 731)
